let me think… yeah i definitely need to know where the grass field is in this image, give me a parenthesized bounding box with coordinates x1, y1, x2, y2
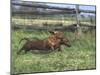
(12, 18, 94, 26)
(11, 29, 96, 74)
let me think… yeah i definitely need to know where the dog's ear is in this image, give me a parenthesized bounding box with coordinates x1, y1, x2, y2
(49, 31, 55, 34)
(54, 31, 59, 34)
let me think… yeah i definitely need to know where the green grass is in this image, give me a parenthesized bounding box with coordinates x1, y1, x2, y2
(11, 29, 96, 74)
(12, 18, 94, 26)
(12, 18, 76, 26)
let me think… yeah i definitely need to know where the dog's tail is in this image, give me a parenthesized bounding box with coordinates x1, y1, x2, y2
(19, 38, 30, 45)
(17, 38, 30, 55)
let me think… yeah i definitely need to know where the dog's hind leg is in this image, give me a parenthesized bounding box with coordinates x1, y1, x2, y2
(17, 47, 24, 55)
(24, 50, 28, 54)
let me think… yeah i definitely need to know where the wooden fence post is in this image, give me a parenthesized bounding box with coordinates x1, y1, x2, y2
(75, 5, 82, 39)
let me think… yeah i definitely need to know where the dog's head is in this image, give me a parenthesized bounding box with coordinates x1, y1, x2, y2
(61, 38, 71, 47)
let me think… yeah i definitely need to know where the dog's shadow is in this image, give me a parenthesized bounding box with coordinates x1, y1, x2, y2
(31, 49, 60, 54)
(17, 49, 60, 55)
(31, 50, 52, 54)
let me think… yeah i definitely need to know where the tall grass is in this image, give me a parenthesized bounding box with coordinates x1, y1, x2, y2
(11, 29, 96, 74)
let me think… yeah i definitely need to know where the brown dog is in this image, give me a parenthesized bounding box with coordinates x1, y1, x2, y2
(17, 31, 71, 54)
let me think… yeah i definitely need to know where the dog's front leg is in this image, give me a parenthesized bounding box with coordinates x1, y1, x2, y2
(51, 46, 55, 51)
(58, 46, 61, 51)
